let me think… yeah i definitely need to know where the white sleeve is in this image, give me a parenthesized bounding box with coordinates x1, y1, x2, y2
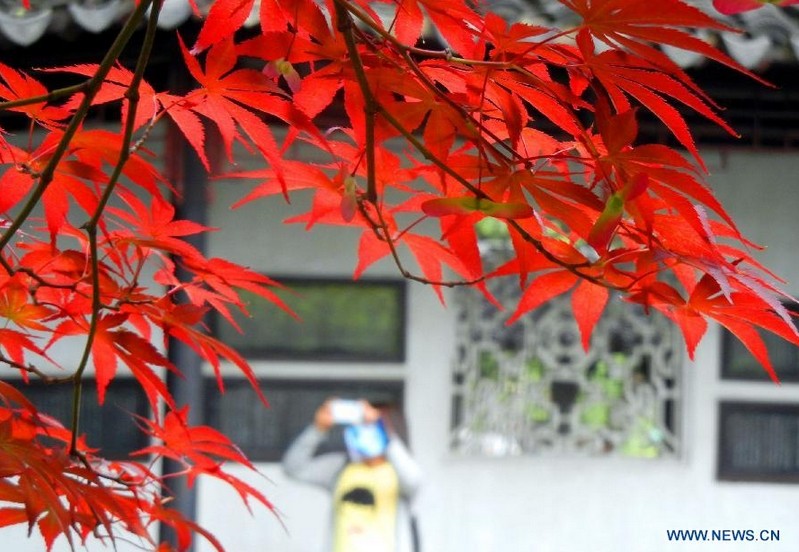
(385, 437, 423, 499)
(281, 425, 347, 491)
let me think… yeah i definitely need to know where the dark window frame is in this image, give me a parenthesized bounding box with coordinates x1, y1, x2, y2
(10, 378, 150, 460)
(720, 304, 799, 383)
(211, 276, 407, 363)
(717, 401, 799, 484)
(204, 377, 405, 462)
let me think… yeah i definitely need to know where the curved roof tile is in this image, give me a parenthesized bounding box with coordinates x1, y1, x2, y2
(2, 0, 798, 70)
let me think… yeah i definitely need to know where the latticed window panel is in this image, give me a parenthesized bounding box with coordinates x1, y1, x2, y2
(451, 273, 682, 458)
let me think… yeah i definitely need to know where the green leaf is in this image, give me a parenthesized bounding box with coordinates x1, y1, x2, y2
(422, 197, 533, 219)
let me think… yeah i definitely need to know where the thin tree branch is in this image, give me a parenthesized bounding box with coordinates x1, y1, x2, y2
(338, 0, 512, 68)
(331, 2, 627, 291)
(70, 0, 162, 456)
(356, 200, 485, 288)
(0, 83, 89, 112)
(0, 356, 73, 384)
(335, 0, 378, 203)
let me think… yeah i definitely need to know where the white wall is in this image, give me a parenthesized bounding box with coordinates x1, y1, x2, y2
(7, 149, 799, 552)
(193, 149, 799, 552)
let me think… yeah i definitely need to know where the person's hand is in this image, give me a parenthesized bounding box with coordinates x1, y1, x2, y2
(361, 400, 380, 424)
(314, 399, 335, 431)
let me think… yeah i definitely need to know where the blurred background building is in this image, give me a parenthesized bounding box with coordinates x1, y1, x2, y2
(2, 1, 799, 551)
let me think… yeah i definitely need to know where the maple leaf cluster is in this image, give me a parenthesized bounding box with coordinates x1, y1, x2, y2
(1, 0, 798, 550)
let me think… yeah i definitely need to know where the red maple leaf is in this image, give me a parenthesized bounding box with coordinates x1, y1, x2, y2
(713, 0, 799, 14)
(44, 64, 161, 131)
(50, 312, 177, 410)
(107, 191, 210, 260)
(174, 36, 290, 173)
(0, 64, 70, 128)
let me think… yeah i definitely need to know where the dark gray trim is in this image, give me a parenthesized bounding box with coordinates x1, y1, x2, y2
(717, 401, 799, 483)
(11, 378, 150, 460)
(212, 276, 408, 363)
(720, 303, 799, 382)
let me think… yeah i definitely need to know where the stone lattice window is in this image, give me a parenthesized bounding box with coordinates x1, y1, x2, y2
(451, 269, 682, 458)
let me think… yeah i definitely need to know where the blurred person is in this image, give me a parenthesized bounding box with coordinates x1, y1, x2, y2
(282, 398, 422, 552)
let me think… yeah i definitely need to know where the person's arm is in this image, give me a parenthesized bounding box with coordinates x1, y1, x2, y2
(385, 437, 423, 499)
(282, 399, 349, 490)
(281, 424, 346, 490)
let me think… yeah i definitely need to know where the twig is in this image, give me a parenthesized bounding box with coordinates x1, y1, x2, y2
(335, 0, 378, 203)
(0, 83, 89, 112)
(332, 0, 623, 291)
(0, 355, 73, 384)
(356, 200, 485, 288)
(70, 0, 161, 456)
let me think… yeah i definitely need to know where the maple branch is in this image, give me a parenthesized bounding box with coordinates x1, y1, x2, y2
(338, 0, 510, 68)
(336, 0, 486, 287)
(69, 247, 96, 453)
(331, 1, 619, 291)
(340, 0, 577, 219)
(91, 2, 159, 224)
(335, 0, 377, 204)
(343, 2, 590, 171)
(336, 23, 600, 287)
(356, 200, 485, 288)
(0, 83, 90, 112)
(0, 256, 83, 290)
(418, 71, 518, 166)
(343, 0, 527, 169)
(0, 355, 73, 384)
(0, 0, 163, 454)
(397, 46, 521, 167)
(70, 0, 162, 456)
(372, 93, 624, 289)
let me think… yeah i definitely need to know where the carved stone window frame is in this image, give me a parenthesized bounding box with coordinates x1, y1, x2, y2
(450, 249, 683, 458)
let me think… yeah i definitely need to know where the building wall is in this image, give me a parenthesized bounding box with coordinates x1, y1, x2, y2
(193, 149, 799, 552)
(4, 149, 799, 552)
